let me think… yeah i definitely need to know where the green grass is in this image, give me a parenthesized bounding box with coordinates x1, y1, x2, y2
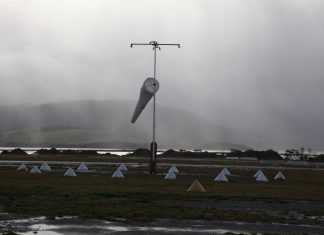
(0, 165, 324, 222)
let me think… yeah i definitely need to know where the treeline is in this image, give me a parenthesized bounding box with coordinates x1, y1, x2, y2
(226, 149, 282, 160)
(2, 147, 324, 162)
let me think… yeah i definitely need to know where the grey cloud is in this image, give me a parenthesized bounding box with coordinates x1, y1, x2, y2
(0, 0, 324, 149)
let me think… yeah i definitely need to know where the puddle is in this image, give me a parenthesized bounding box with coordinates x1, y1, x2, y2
(21, 230, 62, 235)
(1, 216, 324, 234)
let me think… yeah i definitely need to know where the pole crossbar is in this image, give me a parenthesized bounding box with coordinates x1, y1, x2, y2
(131, 41, 180, 48)
(130, 41, 180, 175)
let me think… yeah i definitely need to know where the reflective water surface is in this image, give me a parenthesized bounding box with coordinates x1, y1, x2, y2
(1, 214, 324, 235)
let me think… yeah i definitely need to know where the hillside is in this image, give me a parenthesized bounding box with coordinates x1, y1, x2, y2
(0, 100, 249, 149)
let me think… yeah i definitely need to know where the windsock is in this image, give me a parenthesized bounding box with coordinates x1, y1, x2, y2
(131, 77, 159, 123)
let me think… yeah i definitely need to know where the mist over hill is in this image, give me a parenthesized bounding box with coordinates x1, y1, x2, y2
(0, 100, 249, 150)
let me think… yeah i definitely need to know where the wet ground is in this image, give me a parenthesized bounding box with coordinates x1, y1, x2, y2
(1, 213, 324, 235)
(1, 157, 324, 234)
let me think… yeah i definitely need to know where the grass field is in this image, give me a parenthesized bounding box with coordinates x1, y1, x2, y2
(1, 158, 324, 225)
(2, 154, 324, 167)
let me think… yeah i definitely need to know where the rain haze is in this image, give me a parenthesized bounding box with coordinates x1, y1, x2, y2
(1, 0, 324, 150)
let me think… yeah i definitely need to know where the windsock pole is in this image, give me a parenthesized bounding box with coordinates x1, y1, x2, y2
(130, 41, 180, 175)
(152, 46, 157, 174)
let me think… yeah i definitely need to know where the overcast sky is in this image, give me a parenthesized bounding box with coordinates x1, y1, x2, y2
(0, 0, 324, 149)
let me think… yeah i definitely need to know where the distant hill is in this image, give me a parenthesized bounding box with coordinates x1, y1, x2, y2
(0, 100, 249, 150)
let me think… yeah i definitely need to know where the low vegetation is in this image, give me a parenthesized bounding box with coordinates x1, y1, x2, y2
(0, 163, 324, 223)
(226, 149, 282, 160)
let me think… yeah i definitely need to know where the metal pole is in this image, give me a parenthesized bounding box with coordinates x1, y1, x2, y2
(153, 47, 157, 144)
(152, 46, 157, 174)
(130, 41, 180, 175)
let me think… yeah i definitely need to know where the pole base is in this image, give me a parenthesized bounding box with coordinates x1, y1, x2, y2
(150, 142, 157, 175)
